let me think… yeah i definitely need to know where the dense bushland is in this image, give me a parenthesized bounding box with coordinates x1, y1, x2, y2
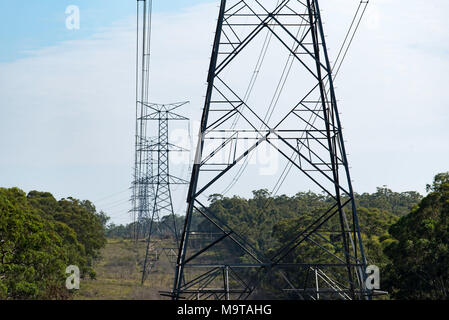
(0, 188, 107, 299)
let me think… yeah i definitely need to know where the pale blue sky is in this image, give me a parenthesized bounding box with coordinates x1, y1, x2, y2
(0, 0, 215, 223)
(1, 1, 448, 224)
(0, 0, 213, 62)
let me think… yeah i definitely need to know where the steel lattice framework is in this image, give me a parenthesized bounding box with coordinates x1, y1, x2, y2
(131, 0, 190, 284)
(171, 0, 370, 300)
(131, 0, 153, 241)
(140, 102, 190, 284)
(132, 137, 156, 240)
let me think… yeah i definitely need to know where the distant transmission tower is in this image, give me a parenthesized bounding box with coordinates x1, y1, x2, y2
(141, 102, 189, 284)
(131, 0, 190, 284)
(131, 0, 153, 241)
(133, 137, 156, 240)
(172, 0, 370, 300)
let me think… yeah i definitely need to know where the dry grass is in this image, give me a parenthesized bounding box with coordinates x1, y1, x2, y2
(74, 238, 174, 300)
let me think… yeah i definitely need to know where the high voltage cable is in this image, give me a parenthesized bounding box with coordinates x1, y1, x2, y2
(93, 188, 130, 204)
(222, 5, 308, 195)
(173, 0, 369, 300)
(267, 0, 370, 204)
(218, 5, 311, 253)
(221, 0, 283, 195)
(99, 198, 131, 210)
(220, 0, 370, 250)
(132, 0, 154, 240)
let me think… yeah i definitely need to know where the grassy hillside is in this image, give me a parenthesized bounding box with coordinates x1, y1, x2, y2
(75, 238, 174, 300)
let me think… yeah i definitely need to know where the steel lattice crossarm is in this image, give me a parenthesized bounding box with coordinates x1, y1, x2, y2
(140, 102, 190, 121)
(171, 0, 371, 300)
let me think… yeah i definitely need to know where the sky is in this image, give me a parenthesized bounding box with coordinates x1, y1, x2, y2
(0, 0, 448, 224)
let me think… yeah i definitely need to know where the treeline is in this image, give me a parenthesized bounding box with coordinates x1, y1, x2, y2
(106, 215, 185, 239)
(195, 173, 449, 299)
(355, 188, 422, 217)
(0, 188, 107, 299)
(107, 173, 449, 299)
(383, 173, 449, 299)
(106, 187, 420, 239)
(189, 189, 405, 299)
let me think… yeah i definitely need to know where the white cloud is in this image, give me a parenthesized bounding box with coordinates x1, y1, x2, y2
(0, 1, 448, 223)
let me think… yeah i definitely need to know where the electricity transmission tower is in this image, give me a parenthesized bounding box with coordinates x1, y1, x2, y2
(131, 0, 190, 284)
(132, 137, 156, 240)
(172, 0, 370, 300)
(140, 102, 190, 284)
(131, 0, 153, 241)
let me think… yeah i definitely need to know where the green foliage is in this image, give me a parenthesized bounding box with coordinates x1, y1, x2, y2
(355, 187, 422, 217)
(384, 173, 449, 299)
(196, 190, 402, 262)
(27, 192, 107, 276)
(105, 183, 434, 299)
(0, 187, 107, 299)
(106, 214, 187, 240)
(106, 223, 134, 239)
(57, 198, 107, 266)
(0, 188, 67, 299)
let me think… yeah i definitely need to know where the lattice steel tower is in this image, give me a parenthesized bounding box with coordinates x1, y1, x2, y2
(172, 0, 370, 300)
(131, 0, 154, 241)
(132, 137, 156, 240)
(131, 0, 190, 284)
(140, 102, 189, 284)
